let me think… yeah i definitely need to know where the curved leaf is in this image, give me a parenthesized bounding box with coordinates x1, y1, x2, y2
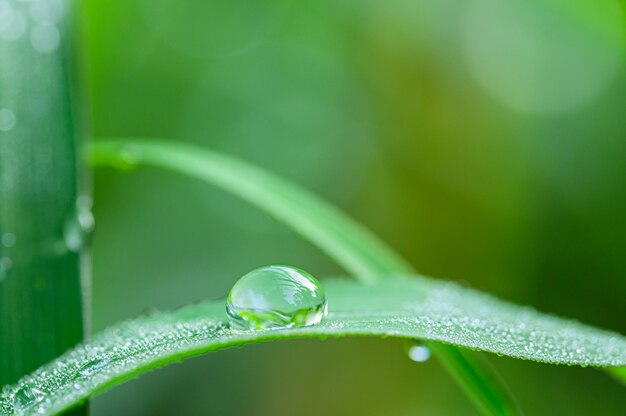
(2, 278, 625, 415)
(88, 138, 519, 415)
(89, 139, 412, 281)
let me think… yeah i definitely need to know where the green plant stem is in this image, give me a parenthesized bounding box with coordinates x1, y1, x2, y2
(89, 138, 519, 415)
(0, 0, 86, 387)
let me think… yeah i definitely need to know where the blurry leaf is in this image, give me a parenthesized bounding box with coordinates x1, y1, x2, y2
(2, 277, 625, 415)
(89, 139, 413, 281)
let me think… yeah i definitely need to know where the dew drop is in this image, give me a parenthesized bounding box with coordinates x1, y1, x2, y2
(2, 232, 15, 248)
(29, 0, 63, 25)
(30, 24, 60, 53)
(407, 341, 431, 363)
(63, 218, 85, 252)
(0, 257, 12, 281)
(78, 358, 110, 377)
(0, 256, 12, 270)
(0, 108, 16, 131)
(226, 265, 328, 330)
(113, 143, 143, 170)
(0, 7, 26, 41)
(76, 195, 95, 231)
(12, 386, 46, 410)
(63, 197, 94, 253)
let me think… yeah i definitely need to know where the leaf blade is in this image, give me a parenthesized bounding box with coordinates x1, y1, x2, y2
(0, 0, 86, 391)
(89, 139, 413, 280)
(1, 278, 624, 415)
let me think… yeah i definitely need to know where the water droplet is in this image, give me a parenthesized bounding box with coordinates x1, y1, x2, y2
(62, 196, 95, 252)
(30, 24, 59, 53)
(114, 143, 143, 170)
(78, 358, 110, 377)
(63, 219, 84, 252)
(0, 257, 11, 281)
(76, 195, 95, 232)
(0, 108, 16, 132)
(0, 7, 26, 41)
(29, 0, 63, 25)
(226, 265, 328, 330)
(407, 341, 431, 363)
(2, 232, 15, 248)
(0, 257, 12, 270)
(13, 386, 46, 410)
(63, 214, 93, 253)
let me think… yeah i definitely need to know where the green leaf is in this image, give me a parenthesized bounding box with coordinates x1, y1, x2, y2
(89, 139, 413, 281)
(87, 138, 519, 415)
(0, 0, 86, 388)
(2, 278, 625, 415)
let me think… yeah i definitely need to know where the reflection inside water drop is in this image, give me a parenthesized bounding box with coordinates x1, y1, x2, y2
(226, 265, 328, 330)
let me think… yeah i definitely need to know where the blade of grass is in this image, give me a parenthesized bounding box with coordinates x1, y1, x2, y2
(89, 138, 518, 415)
(2, 277, 625, 415)
(0, 0, 87, 389)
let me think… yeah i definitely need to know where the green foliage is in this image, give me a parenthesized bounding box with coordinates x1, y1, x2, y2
(4, 138, 625, 415)
(2, 277, 625, 415)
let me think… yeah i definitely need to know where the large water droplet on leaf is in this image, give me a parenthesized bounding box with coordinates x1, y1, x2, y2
(226, 265, 327, 330)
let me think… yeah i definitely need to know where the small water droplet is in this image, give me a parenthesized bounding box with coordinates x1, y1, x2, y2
(407, 341, 431, 363)
(30, 24, 59, 53)
(78, 358, 110, 377)
(76, 195, 95, 231)
(226, 265, 328, 330)
(29, 0, 63, 25)
(0, 256, 12, 270)
(13, 386, 46, 410)
(0, 7, 26, 41)
(2, 232, 15, 247)
(63, 219, 84, 252)
(0, 257, 12, 281)
(0, 108, 16, 132)
(114, 143, 143, 170)
(62, 196, 95, 252)
(63, 217, 91, 252)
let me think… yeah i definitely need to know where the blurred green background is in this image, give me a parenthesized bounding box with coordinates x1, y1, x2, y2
(84, 0, 626, 414)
